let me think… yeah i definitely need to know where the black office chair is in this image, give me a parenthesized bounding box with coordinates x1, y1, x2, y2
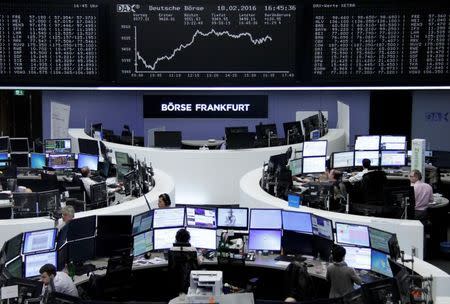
(284, 261, 315, 302)
(40, 172, 59, 191)
(167, 245, 199, 297)
(360, 170, 387, 204)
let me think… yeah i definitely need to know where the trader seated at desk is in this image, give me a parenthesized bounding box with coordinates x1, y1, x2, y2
(57, 205, 75, 230)
(80, 167, 122, 199)
(39, 263, 79, 298)
(348, 158, 372, 184)
(409, 169, 433, 222)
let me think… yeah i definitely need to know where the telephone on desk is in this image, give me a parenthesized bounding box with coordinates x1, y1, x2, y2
(246, 252, 255, 261)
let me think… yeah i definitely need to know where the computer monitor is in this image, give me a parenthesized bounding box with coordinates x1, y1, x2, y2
(0, 152, 9, 167)
(97, 215, 132, 236)
(332, 151, 355, 169)
(226, 132, 255, 149)
(361, 278, 400, 304)
(78, 138, 99, 155)
(355, 135, 380, 151)
(0, 136, 9, 151)
(186, 227, 217, 250)
(47, 154, 75, 170)
(217, 207, 248, 230)
(133, 231, 154, 256)
(282, 211, 312, 233)
(225, 126, 248, 138)
(44, 139, 71, 154)
(10, 153, 29, 167)
(23, 228, 57, 254)
(250, 209, 282, 229)
(154, 131, 182, 149)
(311, 215, 333, 241)
(153, 207, 185, 228)
(77, 153, 99, 171)
(369, 227, 394, 254)
(380, 151, 406, 167)
(186, 207, 217, 228)
(354, 151, 379, 167)
(115, 151, 130, 166)
(380, 136, 406, 151)
(431, 150, 450, 168)
(12, 192, 38, 213)
(90, 182, 107, 205)
(37, 190, 61, 213)
(281, 231, 314, 256)
(303, 140, 327, 157)
(268, 153, 289, 174)
(248, 229, 282, 251)
(67, 215, 96, 241)
(336, 222, 370, 247)
(67, 237, 96, 263)
(302, 156, 326, 174)
(132, 211, 153, 235)
(289, 158, 302, 176)
(255, 123, 277, 140)
(343, 246, 371, 270)
(302, 115, 320, 141)
(30, 153, 46, 169)
(283, 121, 303, 144)
(24, 251, 57, 278)
(9, 138, 29, 152)
(153, 228, 179, 250)
(371, 250, 393, 277)
(3, 233, 23, 262)
(5, 256, 23, 278)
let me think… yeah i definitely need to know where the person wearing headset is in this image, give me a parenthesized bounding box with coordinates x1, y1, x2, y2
(158, 193, 172, 208)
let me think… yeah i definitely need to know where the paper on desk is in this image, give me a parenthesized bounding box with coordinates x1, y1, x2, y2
(148, 257, 166, 264)
(1, 285, 18, 300)
(275, 261, 291, 266)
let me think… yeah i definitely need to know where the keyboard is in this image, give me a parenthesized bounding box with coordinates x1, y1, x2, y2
(275, 255, 306, 262)
(358, 270, 379, 283)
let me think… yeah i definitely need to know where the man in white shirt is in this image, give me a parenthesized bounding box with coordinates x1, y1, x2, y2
(39, 264, 78, 298)
(409, 169, 433, 221)
(348, 158, 371, 184)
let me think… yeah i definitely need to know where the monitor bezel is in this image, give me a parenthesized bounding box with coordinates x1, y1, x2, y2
(22, 228, 58, 255)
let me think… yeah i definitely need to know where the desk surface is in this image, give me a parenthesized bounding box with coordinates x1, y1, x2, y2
(182, 139, 225, 147)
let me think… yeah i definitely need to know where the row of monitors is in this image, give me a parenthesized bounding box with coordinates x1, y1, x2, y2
(331, 150, 407, 169)
(0, 152, 99, 171)
(0, 137, 30, 153)
(355, 135, 407, 151)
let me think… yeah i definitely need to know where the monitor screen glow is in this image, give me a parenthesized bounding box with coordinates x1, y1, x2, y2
(282, 211, 312, 233)
(355, 136, 380, 151)
(336, 223, 370, 247)
(333, 152, 355, 168)
(369, 228, 393, 254)
(77, 153, 99, 171)
(302, 156, 326, 174)
(354, 151, 379, 167)
(380, 151, 406, 167)
(133, 231, 153, 256)
(153, 228, 179, 250)
(153, 208, 185, 228)
(186, 227, 216, 249)
(371, 250, 393, 277)
(217, 208, 248, 229)
(343, 246, 371, 270)
(303, 140, 327, 157)
(311, 215, 333, 240)
(30, 153, 46, 169)
(47, 154, 75, 170)
(23, 229, 57, 254)
(250, 209, 282, 229)
(25, 251, 57, 278)
(186, 207, 216, 228)
(44, 139, 71, 154)
(289, 158, 302, 176)
(380, 136, 406, 151)
(248, 229, 282, 251)
(132, 211, 153, 235)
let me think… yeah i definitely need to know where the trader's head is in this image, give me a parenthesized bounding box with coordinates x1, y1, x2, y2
(409, 169, 422, 184)
(39, 264, 57, 285)
(158, 193, 171, 208)
(362, 158, 371, 169)
(81, 166, 91, 177)
(331, 245, 346, 263)
(175, 228, 190, 244)
(61, 205, 75, 223)
(328, 169, 342, 182)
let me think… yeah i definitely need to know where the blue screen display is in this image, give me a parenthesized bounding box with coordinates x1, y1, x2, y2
(371, 250, 393, 277)
(0, 152, 8, 167)
(30, 153, 46, 169)
(282, 211, 312, 233)
(77, 153, 99, 171)
(248, 229, 282, 251)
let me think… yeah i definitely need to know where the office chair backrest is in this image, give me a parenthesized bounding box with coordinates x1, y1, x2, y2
(284, 261, 315, 302)
(168, 246, 198, 295)
(40, 172, 59, 191)
(361, 170, 387, 204)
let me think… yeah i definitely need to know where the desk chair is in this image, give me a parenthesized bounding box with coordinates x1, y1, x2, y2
(361, 170, 387, 204)
(168, 245, 199, 296)
(87, 182, 107, 210)
(40, 172, 59, 191)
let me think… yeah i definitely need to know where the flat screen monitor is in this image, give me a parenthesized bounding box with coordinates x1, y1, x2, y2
(24, 251, 57, 278)
(10, 153, 29, 167)
(380, 136, 406, 151)
(37, 190, 60, 212)
(225, 126, 248, 138)
(115, 151, 129, 166)
(283, 121, 303, 144)
(133, 231, 154, 256)
(4, 233, 23, 262)
(311, 215, 333, 241)
(0, 136, 9, 151)
(44, 139, 71, 154)
(282, 231, 314, 256)
(354, 151, 379, 167)
(248, 229, 282, 251)
(153, 207, 185, 228)
(132, 211, 153, 235)
(153, 228, 179, 250)
(380, 151, 406, 167)
(282, 211, 312, 233)
(302, 115, 320, 140)
(217, 208, 248, 230)
(186, 227, 217, 250)
(368, 227, 393, 254)
(289, 158, 302, 176)
(226, 132, 255, 149)
(332, 151, 355, 169)
(97, 215, 132, 236)
(268, 153, 289, 173)
(77, 153, 99, 171)
(186, 207, 217, 228)
(0, 152, 9, 167)
(430, 150, 450, 168)
(47, 154, 75, 170)
(336, 223, 370, 247)
(30, 153, 46, 169)
(5, 256, 22, 278)
(250, 209, 282, 229)
(154, 131, 182, 149)
(371, 250, 393, 277)
(303, 140, 327, 157)
(355, 135, 380, 151)
(67, 215, 96, 241)
(9, 138, 29, 152)
(302, 156, 326, 174)
(343, 246, 371, 270)
(255, 123, 277, 139)
(23, 228, 57, 254)
(67, 237, 95, 263)
(78, 138, 99, 155)
(12, 192, 38, 211)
